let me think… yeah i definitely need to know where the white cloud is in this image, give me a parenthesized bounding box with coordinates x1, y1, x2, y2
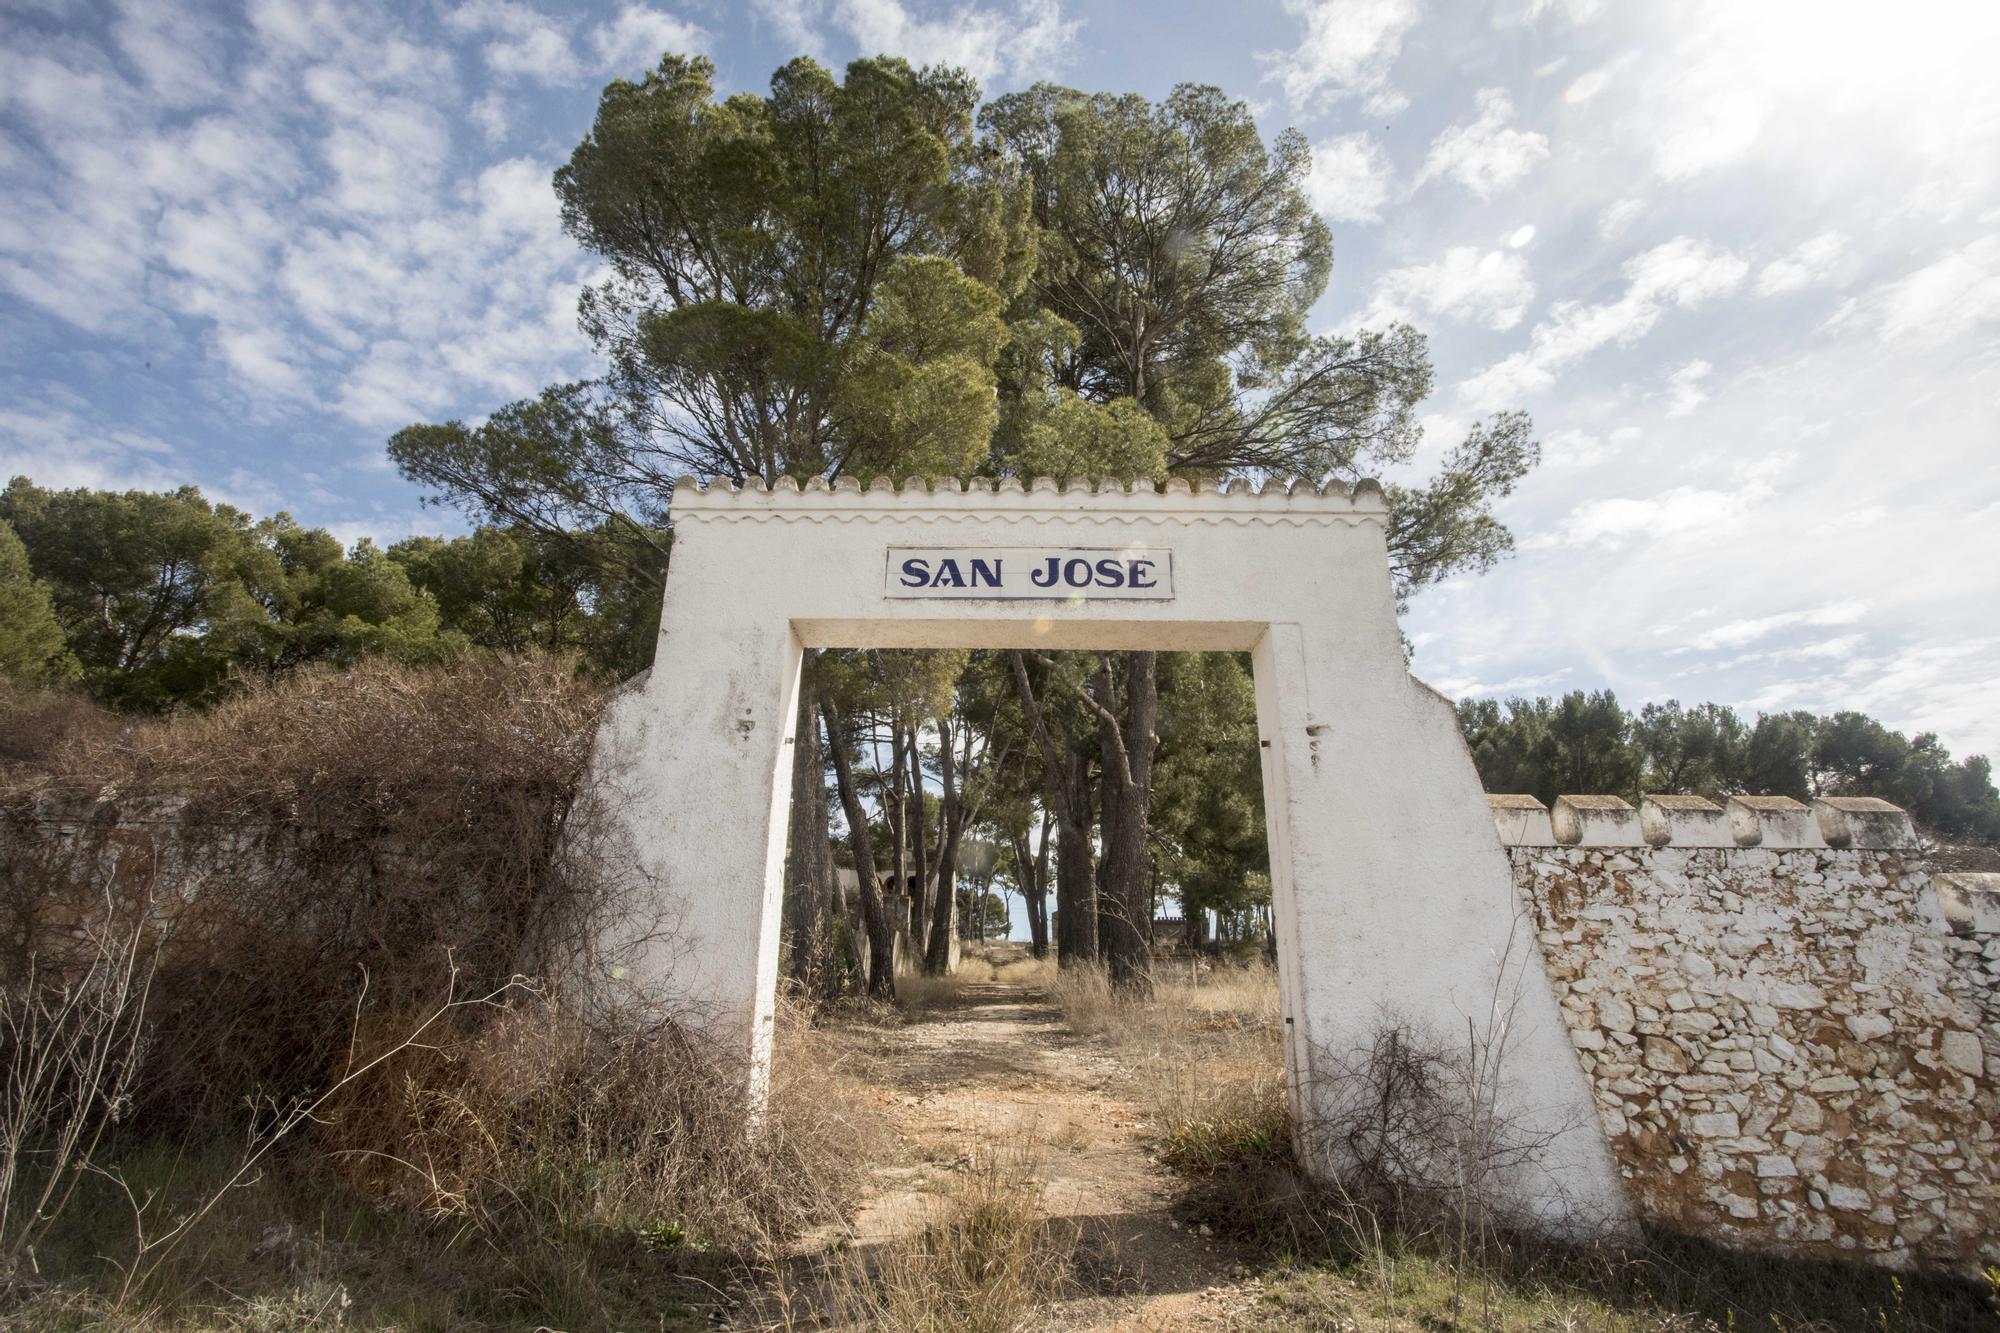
(1417, 89, 1550, 199)
(1301, 133, 1392, 224)
(446, 1, 707, 82)
(592, 4, 708, 72)
(111, 0, 225, 106)
(469, 93, 509, 144)
(1876, 235, 2000, 347)
(1260, 0, 1419, 115)
(1623, 235, 1750, 305)
(217, 325, 317, 401)
(1541, 424, 1638, 468)
(0, 2, 596, 430)
(0, 405, 185, 493)
(1363, 247, 1535, 331)
(1686, 601, 1868, 652)
(1459, 236, 1745, 407)
(1654, 88, 1761, 181)
(1597, 196, 1642, 239)
(1506, 224, 1535, 248)
(833, 0, 1078, 84)
(1561, 69, 1607, 104)
(1663, 358, 1711, 417)
(751, 0, 827, 57)
(1494, 0, 1602, 24)
(1428, 668, 1573, 699)
(445, 0, 580, 83)
(1755, 231, 1847, 296)
(1526, 452, 1793, 552)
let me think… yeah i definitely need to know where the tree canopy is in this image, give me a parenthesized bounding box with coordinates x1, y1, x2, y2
(1457, 690, 2000, 843)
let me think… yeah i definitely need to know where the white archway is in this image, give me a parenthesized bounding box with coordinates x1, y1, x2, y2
(587, 476, 1632, 1232)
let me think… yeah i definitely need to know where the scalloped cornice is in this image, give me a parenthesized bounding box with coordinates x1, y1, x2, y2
(670, 475, 1388, 525)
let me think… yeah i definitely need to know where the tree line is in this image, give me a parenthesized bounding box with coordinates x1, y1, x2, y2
(0, 477, 662, 709)
(3, 53, 1990, 1001)
(1458, 691, 2000, 843)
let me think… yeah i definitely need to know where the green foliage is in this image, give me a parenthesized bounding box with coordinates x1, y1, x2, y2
(967, 890, 1011, 936)
(0, 477, 660, 710)
(982, 83, 1329, 419)
(389, 524, 666, 675)
(1456, 689, 2000, 842)
(1150, 653, 1268, 918)
(0, 477, 457, 708)
(982, 81, 1531, 598)
(0, 518, 77, 687)
(1011, 393, 1169, 483)
(837, 256, 1010, 480)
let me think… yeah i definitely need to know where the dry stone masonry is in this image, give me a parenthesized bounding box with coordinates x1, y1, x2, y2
(1495, 792, 1999, 1269)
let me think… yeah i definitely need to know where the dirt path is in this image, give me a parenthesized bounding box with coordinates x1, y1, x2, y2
(813, 976, 1267, 1331)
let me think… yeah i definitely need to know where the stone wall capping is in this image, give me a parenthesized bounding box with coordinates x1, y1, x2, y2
(1553, 794, 1645, 847)
(1933, 872, 2000, 937)
(664, 473, 1391, 522)
(1639, 794, 1733, 848)
(1812, 795, 1919, 850)
(1489, 794, 1557, 847)
(1726, 794, 1825, 849)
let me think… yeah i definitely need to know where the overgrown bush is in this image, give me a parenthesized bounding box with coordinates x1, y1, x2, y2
(2, 656, 612, 1124)
(0, 658, 875, 1320)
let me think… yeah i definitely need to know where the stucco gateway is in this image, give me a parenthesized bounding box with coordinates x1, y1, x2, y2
(585, 475, 1635, 1234)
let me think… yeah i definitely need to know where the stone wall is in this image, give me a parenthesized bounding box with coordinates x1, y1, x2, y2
(1496, 792, 1999, 1270)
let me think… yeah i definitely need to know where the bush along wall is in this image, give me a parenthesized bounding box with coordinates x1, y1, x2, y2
(1494, 793, 1998, 1271)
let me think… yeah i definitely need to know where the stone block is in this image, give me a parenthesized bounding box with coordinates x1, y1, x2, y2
(1811, 797, 1917, 850)
(1934, 873, 2000, 938)
(1845, 1013, 1893, 1042)
(1640, 794, 1732, 847)
(1597, 995, 1636, 1033)
(1488, 793, 1556, 846)
(1643, 1035, 1690, 1073)
(1553, 795, 1645, 847)
(1727, 795, 1825, 849)
(1939, 1030, 1984, 1077)
(1691, 1110, 1741, 1137)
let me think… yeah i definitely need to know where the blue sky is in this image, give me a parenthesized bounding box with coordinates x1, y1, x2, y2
(3, 0, 1998, 757)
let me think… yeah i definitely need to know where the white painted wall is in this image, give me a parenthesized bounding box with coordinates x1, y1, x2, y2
(585, 476, 1633, 1232)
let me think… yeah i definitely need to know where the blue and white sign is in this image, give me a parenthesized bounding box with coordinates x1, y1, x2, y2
(884, 546, 1174, 600)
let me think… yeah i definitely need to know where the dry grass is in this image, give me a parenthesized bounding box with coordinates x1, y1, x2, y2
(1044, 955, 1288, 1175)
(892, 952, 999, 1014)
(804, 1141, 1076, 1333)
(2, 998, 877, 1331)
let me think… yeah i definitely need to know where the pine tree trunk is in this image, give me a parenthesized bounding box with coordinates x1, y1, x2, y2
(906, 719, 930, 946)
(1014, 820, 1051, 959)
(1055, 784, 1096, 964)
(1099, 652, 1155, 989)
(925, 711, 963, 975)
(785, 665, 837, 995)
(821, 697, 895, 999)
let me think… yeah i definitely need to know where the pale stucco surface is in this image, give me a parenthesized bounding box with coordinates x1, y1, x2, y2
(584, 476, 1633, 1233)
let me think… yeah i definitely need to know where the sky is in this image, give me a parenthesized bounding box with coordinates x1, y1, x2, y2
(3, 0, 1998, 758)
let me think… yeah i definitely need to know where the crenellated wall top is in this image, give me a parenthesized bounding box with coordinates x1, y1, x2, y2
(668, 474, 1388, 525)
(1488, 793, 1921, 851)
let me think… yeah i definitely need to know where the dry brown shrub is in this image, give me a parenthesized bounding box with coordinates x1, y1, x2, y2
(327, 993, 872, 1264)
(0, 656, 614, 1125)
(0, 682, 121, 777)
